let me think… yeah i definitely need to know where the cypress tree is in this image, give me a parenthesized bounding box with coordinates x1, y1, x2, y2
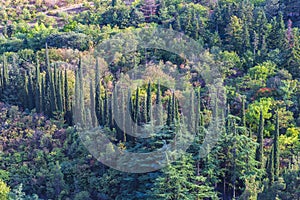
(24, 74, 29, 109)
(127, 89, 134, 141)
(78, 58, 85, 125)
(267, 148, 275, 186)
(35, 59, 42, 113)
(64, 69, 72, 125)
(155, 81, 163, 126)
(95, 68, 102, 126)
(171, 92, 175, 122)
(74, 69, 80, 124)
(113, 86, 119, 129)
(255, 109, 264, 169)
(121, 90, 126, 142)
(166, 95, 172, 126)
(241, 95, 246, 128)
(195, 87, 201, 133)
(134, 87, 140, 125)
(142, 93, 147, 124)
(174, 98, 179, 122)
(274, 111, 280, 180)
(56, 70, 63, 112)
(90, 79, 96, 127)
(2, 55, 8, 90)
(189, 90, 195, 132)
(103, 89, 108, 126)
(41, 74, 45, 113)
(27, 71, 34, 110)
(146, 81, 152, 123)
(108, 95, 113, 130)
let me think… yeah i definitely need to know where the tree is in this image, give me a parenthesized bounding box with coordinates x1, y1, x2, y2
(149, 154, 217, 200)
(255, 109, 264, 169)
(146, 81, 152, 123)
(154, 82, 163, 126)
(35, 59, 42, 113)
(273, 111, 280, 180)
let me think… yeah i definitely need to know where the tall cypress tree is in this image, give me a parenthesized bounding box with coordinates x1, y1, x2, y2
(255, 109, 264, 169)
(155, 81, 163, 126)
(274, 111, 280, 180)
(56, 70, 63, 112)
(189, 90, 195, 132)
(267, 148, 275, 186)
(166, 95, 172, 126)
(41, 74, 45, 113)
(127, 89, 134, 141)
(64, 68, 72, 125)
(146, 81, 152, 123)
(78, 58, 85, 125)
(27, 71, 34, 110)
(134, 87, 140, 125)
(90, 79, 96, 127)
(35, 59, 42, 113)
(241, 95, 246, 128)
(103, 89, 108, 126)
(2, 55, 8, 89)
(95, 62, 102, 126)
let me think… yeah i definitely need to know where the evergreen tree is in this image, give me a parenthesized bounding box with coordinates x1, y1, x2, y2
(134, 87, 140, 125)
(189, 90, 195, 132)
(95, 61, 102, 126)
(146, 81, 152, 123)
(149, 154, 217, 200)
(64, 68, 72, 125)
(267, 148, 275, 186)
(155, 81, 163, 126)
(90, 79, 96, 127)
(241, 95, 246, 128)
(103, 89, 108, 126)
(274, 111, 280, 180)
(166, 95, 172, 126)
(26, 71, 34, 110)
(255, 109, 264, 169)
(35, 59, 42, 113)
(56, 70, 63, 112)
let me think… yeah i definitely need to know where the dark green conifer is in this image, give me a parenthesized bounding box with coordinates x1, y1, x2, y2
(274, 111, 280, 180)
(146, 81, 152, 123)
(255, 109, 264, 168)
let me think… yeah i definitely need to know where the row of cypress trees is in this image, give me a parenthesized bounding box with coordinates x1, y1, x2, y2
(0, 46, 281, 184)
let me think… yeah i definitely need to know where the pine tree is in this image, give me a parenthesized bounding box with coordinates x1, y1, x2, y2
(255, 109, 264, 169)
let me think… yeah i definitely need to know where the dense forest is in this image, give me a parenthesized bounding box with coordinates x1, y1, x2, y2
(0, 0, 299, 199)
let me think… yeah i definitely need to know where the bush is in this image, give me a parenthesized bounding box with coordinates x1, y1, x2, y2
(46, 32, 90, 51)
(0, 180, 10, 200)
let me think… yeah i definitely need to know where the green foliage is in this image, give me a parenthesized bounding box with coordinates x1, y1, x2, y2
(0, 180, 9, 200)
